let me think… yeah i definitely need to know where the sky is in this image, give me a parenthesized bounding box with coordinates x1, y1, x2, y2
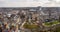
(0, 0, 60, 7)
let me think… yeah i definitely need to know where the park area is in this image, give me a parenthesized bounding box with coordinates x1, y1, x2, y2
(43, 20, 60, 27)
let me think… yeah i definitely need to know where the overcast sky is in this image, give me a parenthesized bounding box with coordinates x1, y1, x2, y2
(0, 0, 60, 7)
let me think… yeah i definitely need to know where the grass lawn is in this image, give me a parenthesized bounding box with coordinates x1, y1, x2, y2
(43, 20, 60, 27)
(52, 20, 60, 24)
(23, 23, 39, 29)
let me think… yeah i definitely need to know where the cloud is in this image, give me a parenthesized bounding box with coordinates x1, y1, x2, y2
(0, 0, 60, 7)
(0, 0, 41, 7)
